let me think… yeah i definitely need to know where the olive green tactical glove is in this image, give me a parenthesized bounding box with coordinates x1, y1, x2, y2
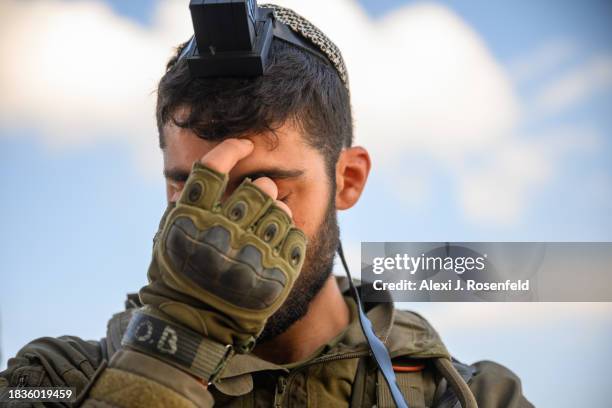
(137, 161, 307, 360)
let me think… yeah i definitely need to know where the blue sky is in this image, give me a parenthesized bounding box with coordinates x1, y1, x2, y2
(1, 1, 611, 406)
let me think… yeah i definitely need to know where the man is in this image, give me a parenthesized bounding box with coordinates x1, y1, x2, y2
(0, 4, 532, 407)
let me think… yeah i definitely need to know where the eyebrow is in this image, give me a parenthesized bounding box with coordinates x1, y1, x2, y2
(163, 168, 190, 183)
(163, 167, 305, 183)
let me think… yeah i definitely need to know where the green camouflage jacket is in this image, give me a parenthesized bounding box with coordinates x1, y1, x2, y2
(0, 279, 533, 407)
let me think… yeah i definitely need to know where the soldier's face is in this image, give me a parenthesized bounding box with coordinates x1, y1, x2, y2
(162, 118, 339, 340)
(162, 120, 332, 244)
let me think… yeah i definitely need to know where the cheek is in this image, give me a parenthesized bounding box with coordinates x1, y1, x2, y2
(166, 182, 184, 202)
(288, 182, 331, 239)
(165, 184, 173, 202)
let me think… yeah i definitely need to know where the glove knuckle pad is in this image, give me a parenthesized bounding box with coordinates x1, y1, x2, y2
(281, 229, 307, 270)
(179, 162, 228, 210)
(164, 217, 289, 310)
(222, 181, 272, 228)
(254, 206, 292, 248)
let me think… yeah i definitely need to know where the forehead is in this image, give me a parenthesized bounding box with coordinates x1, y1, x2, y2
(162, 120, 322, 174)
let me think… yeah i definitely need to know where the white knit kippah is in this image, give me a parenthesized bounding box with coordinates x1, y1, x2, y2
(261, 4, 349, 87)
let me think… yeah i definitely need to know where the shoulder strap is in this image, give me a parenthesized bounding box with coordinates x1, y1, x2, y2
(377, 369, 427, 408)
(432, 359, 477, 408)
(350, 356, 378, 407)
(104, 294, 141, 360)
(338, 243, 408, 408)
(105, 309, 135, 359)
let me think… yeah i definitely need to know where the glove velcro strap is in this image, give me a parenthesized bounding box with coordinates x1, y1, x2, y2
(121, 311, 233, 384)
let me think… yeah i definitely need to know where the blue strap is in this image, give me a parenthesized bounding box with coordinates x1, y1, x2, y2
(338, 243, 408, 408)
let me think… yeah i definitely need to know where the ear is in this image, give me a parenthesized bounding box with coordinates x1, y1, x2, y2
(335, 146, 371, 210)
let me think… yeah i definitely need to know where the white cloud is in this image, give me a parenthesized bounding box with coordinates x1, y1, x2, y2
(533, 55, 612, 115)
(0, 0, 602, 224)
(507, 39, 577, 84)
(455, 124, 600, 225)
(329, 1, 521, 156)
(457, 140, 551, 225)
(0, 0, 192, 176)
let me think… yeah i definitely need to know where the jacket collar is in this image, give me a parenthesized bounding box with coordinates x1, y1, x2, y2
(212, 276, 450, 396)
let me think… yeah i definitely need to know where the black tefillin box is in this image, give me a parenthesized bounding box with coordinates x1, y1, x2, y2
(183, 0, 274, 77)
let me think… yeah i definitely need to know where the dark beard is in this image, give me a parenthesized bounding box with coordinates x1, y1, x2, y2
(256, 196, 340, 343)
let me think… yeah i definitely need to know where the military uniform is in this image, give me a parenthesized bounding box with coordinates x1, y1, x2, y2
(1, 3, 535, 406)
(0, 278, 533, 407)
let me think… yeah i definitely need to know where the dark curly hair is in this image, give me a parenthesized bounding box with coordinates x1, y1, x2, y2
(155, 38, 353, 176)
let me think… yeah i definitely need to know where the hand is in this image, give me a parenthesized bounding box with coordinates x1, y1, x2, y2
(139, 139, 307, 353)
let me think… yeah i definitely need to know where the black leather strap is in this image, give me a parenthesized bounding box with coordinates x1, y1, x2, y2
(270, 18, 330, 65)
(121, 311, 233, 383)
